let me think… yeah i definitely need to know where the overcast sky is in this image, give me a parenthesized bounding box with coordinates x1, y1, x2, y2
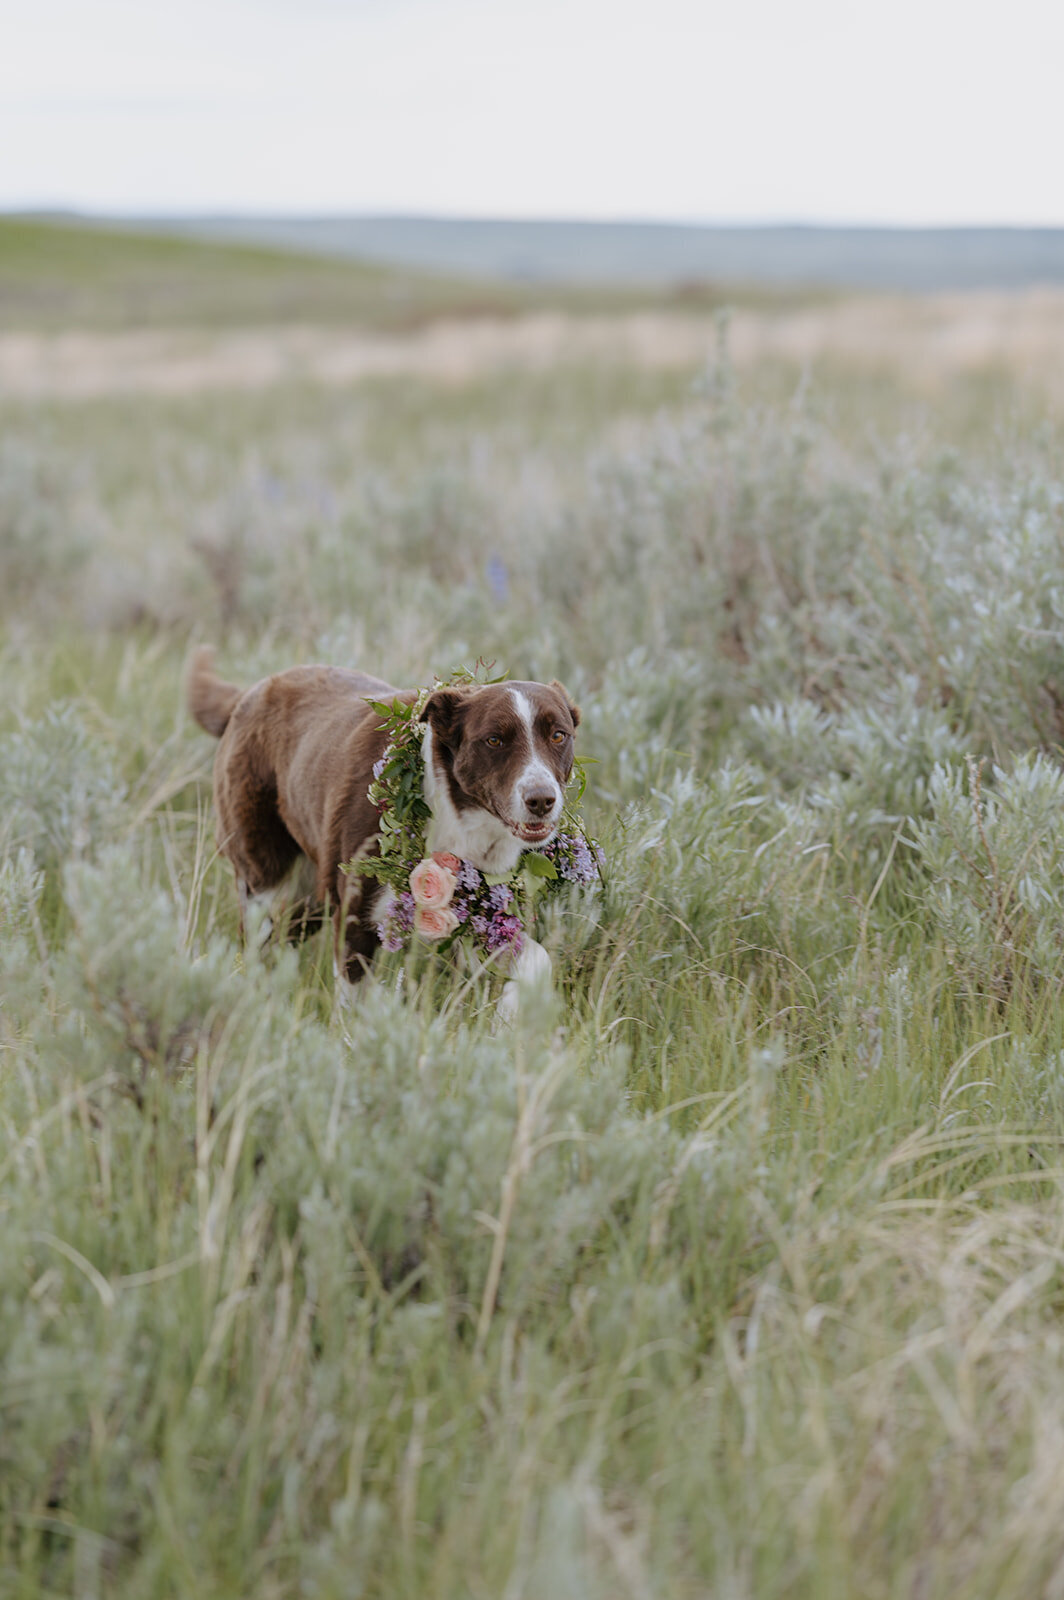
(2, 0, 1062, 224)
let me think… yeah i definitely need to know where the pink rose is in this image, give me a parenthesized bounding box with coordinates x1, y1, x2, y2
(409, 856, 458, 909)
(432, 851, 461, 874)
(414, 905, 459, 942)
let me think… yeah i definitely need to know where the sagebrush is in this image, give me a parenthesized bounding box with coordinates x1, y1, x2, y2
(4, 330, 1064, 1599)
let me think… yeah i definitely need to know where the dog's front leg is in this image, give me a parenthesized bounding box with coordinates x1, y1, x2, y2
(238, 878, 279, 949)
(332, 886, 379, 1010)
(496, 937, 553, 1027)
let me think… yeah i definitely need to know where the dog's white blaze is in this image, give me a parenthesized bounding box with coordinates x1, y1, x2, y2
(509, 688, 562, 824)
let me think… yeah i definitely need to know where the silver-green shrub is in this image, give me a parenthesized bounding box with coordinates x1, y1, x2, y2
(911, 754, 1064, 992)
(739, 679, 969, 843)
(0, 437, 92, 615)
(0, 704, 126, 870)
(607, 763, 857, 980)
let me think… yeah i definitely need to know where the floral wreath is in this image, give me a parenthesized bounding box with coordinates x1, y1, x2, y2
(345, 664, 601, 960)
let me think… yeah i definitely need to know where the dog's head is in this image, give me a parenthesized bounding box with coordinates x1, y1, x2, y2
(420, 679, 581, 845)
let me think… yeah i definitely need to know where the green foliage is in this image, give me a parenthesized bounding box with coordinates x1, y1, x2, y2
(352, 687, 433, 892)
(0, 217, 526, 332)
(7, 323, 1064, 1597)
(912, 754, 1064, 994)
(0, 437, 93, 616)
(348, 671, 598, 958)
(0, 703, 126, 870)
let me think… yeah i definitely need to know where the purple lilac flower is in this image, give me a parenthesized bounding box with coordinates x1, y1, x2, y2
(458, 859, 481, 892)
(485, 913, 525, 955)
(376, 890, 415, 951)
(372, 755, 387, 781)
(564, 837, 598, 884)
(487, 882, 513, 912)
(452, 897, 469, 924)
(545, 832, 601, 885)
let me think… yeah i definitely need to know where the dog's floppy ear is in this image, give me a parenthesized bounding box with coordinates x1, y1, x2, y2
(419, 685, 475, 750)
(550, 680, 581, 730)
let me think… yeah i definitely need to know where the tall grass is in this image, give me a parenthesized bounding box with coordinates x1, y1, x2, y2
(3, 337, 1064, 1597)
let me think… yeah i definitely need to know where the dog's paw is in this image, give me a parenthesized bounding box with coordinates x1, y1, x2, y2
(332, 958, 356, 1010)
(493, 938, 553, 1031)
(494, 979, 521, 1031)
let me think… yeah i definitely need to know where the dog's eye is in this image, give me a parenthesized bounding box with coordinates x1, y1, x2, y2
(550, 729, 567, 744)
(485, 734, 502, 748)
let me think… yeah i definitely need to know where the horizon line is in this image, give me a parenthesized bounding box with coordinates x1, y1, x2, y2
(6, 207, 1064, 233)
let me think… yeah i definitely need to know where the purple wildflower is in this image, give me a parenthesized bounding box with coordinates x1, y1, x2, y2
(488, 882, 513, 912)
(458, 859, 481, 892)
(486, 554, 509, 604)
(372, 755, 387, 781)
(376, 890, 415, 951)
(545, 832, 601, 885)
(485, 913, 525, 955)
(565, 837, 598, 884)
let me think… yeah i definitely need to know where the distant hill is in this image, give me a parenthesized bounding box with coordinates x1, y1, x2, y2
(0, 215, 824, 332)
(0, 216, 532, 332)
(157, 217, 1064, 292)
(7, 215, 1063, 340)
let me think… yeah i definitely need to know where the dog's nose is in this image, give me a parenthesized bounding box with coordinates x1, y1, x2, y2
(522, 787, 556, 819)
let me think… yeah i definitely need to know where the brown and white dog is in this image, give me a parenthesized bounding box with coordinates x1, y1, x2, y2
(187, 649, 580, 1014)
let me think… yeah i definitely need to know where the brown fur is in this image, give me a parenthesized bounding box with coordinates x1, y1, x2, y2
(420, 680, 579, 823)
(188, 651, 581, 983)
(189, 649, 406, 977)
(186, 646, 242, 737)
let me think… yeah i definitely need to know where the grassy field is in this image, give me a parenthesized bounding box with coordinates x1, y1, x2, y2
(1, 217, 816, 333)
(5, 223, 1064, 1598)
(0, 216, 535, 332)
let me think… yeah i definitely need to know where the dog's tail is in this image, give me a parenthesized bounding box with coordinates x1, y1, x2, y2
(186, 646, 242, 738)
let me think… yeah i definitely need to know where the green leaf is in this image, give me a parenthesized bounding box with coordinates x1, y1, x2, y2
(568, 758, 592, 806)
(524, 854, 558, 880)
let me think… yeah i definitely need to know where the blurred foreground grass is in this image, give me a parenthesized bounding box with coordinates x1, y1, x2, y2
(3, 223, 1064, 1598)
